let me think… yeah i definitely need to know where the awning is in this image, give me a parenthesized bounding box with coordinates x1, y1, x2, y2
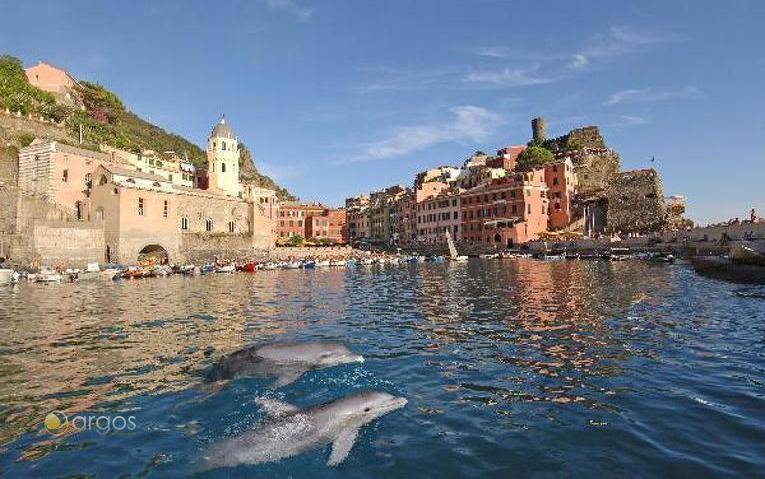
(483, 217, 522, 228)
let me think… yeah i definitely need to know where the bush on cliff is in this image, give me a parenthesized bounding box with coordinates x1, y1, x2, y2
(516, 146, 554, 171)
(0, 55, 65, 120)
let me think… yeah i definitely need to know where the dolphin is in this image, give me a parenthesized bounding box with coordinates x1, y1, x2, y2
(204, 342, 365, 387)
(199, 391, 407, 470)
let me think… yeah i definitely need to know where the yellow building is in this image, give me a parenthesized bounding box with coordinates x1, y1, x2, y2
(207, 117, 241, 198)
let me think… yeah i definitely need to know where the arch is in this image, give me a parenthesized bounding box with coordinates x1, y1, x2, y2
(138, 244, 169, 265)
(494, 233, 501, 243)
(99, 174, 108, 185)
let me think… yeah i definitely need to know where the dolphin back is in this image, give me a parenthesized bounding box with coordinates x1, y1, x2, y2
(204, 346, 264, 382)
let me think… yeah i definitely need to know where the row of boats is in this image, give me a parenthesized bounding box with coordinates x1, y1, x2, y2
(0, 254, 467, 285)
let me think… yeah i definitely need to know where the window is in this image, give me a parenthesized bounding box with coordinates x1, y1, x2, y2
(181, 216, 189, 230)
(163, 200, 168, 217)
(62, 169, 68, 182)
(96, 207, 104, 221)
(553, 177, 559, 185)
(527, 204, 531, 214)
(221, 162, 226, 173)
(205, 219, 213, 231)
(168, 174, 173, 182)
(222, 141, 226, 151)
(138, 198, 144, 216)
(228, 221, 235, 233)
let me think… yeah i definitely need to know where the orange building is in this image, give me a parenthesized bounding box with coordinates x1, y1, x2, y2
(544, 159, 577, 229)
(25, 62, 82, 106)
(306, 208, 346, 244)
(461, 168, 549, 248)
(276, 201, 346, 243)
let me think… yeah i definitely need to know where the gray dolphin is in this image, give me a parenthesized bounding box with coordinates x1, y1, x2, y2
(204, 342, 365, 387)
(199, 391, 407, 470)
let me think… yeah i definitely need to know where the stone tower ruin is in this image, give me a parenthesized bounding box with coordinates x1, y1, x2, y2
(531, 117, 546, 143)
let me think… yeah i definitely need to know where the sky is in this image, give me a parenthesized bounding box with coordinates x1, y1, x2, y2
(1, 0, 763, 224)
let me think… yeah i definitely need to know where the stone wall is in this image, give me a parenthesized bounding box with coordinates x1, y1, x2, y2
(657, 223, 765, 243)
(0, 145, 19, 187)
(271, 246, 352, 260)
(567, 126, 606, 149)
(30, 222, 105, 266)
(180, 232, 269, 264)
(0, 111, 72, 146)
(606, 169, 666, 234)
(574, 152, 621, 198)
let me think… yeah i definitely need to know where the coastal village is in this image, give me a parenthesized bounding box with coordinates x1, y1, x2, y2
(1, 60, 764, 282)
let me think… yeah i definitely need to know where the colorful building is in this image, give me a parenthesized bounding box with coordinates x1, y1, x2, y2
(16, 118, 277, 264)
(460, 169, 549, 248)
(416, 190, 462, 244)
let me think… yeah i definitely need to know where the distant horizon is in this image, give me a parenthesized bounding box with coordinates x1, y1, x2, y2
(3, 0, 763, 224)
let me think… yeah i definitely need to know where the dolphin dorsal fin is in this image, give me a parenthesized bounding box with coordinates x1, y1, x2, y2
(257, 398, 299, 417)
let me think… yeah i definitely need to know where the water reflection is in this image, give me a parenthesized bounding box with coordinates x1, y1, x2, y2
(0, 259, 761, 477)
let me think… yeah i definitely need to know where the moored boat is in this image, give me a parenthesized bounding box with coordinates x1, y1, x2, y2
(0, 269, 14, 285)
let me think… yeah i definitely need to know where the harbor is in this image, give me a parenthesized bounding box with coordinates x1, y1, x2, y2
(2, 256, 764, 476)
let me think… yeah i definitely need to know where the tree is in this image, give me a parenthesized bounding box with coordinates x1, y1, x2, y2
(287, 234, 304, 246)
(516, 146, 554, 171)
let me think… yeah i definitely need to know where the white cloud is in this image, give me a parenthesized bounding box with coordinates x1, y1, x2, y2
(566, 54, 589, 70)
(464, 64, 556, 88)
(603, 86, 701, 106)
(346, 106, 503, 162)
(357, 66, 458, 93)
(475, 47, 569, 62)
(610, 115, 647, 127)
(265, 0, 313, 21)
(573, 26, 687, 68)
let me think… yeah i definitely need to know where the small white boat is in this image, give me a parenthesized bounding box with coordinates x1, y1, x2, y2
(216, 265, 236, 273)
(329, 259, 346, 267)
(260, 262, 278, 271)
(100, 268, 120, 280)
(315, 260, 331, 267)
(446, 231, 469, 262)
(36, 270, 62, 283)
(359, 258, 374, 265)
(0, 269, 14, 285)
(284, 261, 302, 269)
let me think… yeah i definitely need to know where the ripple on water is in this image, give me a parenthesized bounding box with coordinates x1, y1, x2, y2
(0, 261, 764, 477)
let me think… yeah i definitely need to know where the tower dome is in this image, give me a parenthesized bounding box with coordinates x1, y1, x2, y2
(210, 116, 236, 140)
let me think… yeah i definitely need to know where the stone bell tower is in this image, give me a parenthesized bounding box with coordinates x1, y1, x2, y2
(207, 116, 240, 197)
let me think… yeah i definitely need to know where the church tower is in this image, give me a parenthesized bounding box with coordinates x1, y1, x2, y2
(207, 116, 240, 197)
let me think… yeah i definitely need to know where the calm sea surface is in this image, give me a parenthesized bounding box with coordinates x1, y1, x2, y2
(1, 259, 764, 478)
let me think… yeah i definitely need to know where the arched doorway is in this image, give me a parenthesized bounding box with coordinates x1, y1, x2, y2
(494, 233, 502, 243)
(138, 244, 169, 265)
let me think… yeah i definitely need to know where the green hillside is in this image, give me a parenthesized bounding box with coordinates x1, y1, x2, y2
(0, 54, 294, 200)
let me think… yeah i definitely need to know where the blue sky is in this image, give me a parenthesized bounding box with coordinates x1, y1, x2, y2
(1, 0, 763, 223)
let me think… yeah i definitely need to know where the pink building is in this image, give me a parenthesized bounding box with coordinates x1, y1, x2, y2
(487, 145, 525, 170)
(25, 62, 82, 106)
(416, 190, 462, 244)
(461, 168, 549, 248)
